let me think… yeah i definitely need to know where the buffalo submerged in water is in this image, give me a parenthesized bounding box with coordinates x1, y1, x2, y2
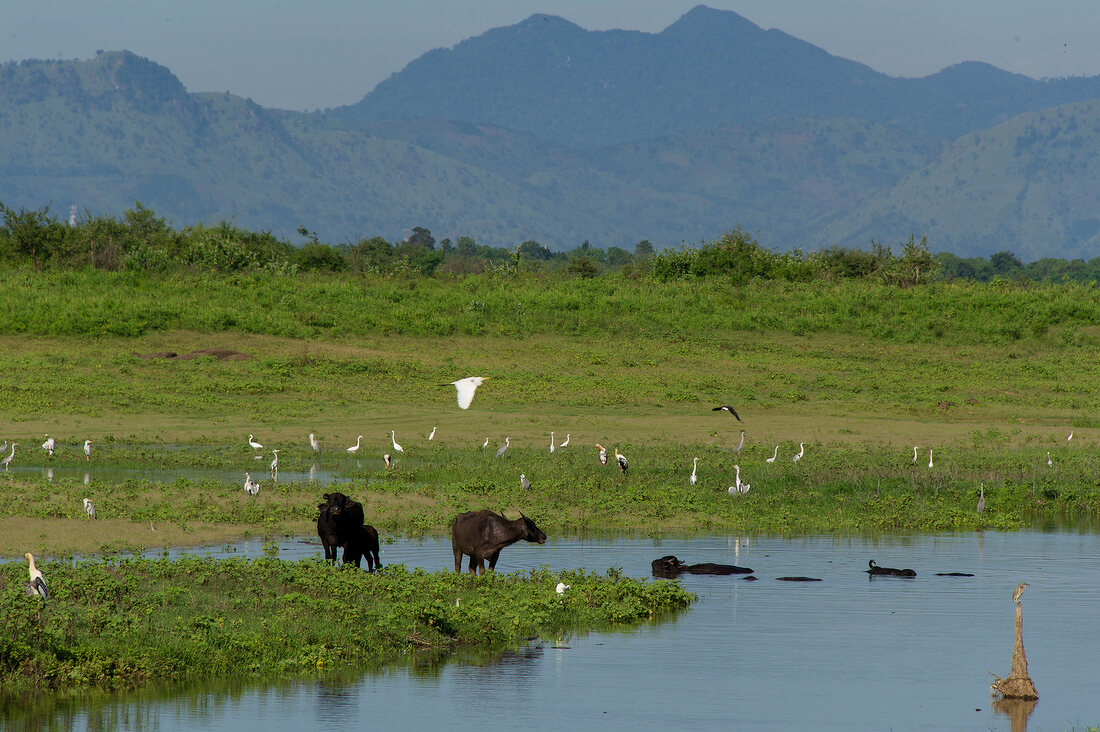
(651, 555, 753, 578)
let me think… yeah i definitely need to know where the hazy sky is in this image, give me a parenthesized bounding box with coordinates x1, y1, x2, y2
(6, 1, 1100, 111)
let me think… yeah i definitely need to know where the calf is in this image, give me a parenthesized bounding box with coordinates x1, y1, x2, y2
(451, 509, 547, 575)
(342, 524, 383, 572)
(317, 492, 365, 564)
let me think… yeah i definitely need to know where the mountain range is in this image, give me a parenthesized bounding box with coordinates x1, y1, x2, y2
(2, 5, 1100, 259)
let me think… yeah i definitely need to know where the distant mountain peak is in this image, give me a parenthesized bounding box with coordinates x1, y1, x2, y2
(662, 5, 762, 38)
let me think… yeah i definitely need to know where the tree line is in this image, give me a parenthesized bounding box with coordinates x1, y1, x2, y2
(3, 201, 1099, 285)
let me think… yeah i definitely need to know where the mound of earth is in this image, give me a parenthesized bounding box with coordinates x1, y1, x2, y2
(132, 348, 250, 361)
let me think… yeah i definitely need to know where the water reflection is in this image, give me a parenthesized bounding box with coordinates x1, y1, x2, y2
(992, 697, 1038, 732)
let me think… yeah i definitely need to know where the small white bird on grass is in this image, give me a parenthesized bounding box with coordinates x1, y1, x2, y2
(441, 376, 488, 409)
(550, 432, 555, 454)
(556, 582, 570, 595)
(42, 435, 55, 457)
(270, 449, 280, 477)
(615, 448, 628, 474)
(84, 440, 92, 461)
(792, 442, 805, 462)
(912, 446, 919, 464)
(928, 448, 934, 469)
(82, 497, 96, 519)
(495, 437, 510, 458)
(1046, 451, 1053, 468)
(248, 434, 263, 450)
(244, 473, 260, 495)
(559, 434, 570, 448)
(310, 433, 321, 454)
(2, 443, 17, 471)
(521, 473, 531, 491)
(0, 440, 7, 454)
(766, 446, 778, 463)
(727, 464, 749, 496)
(24, 553, 47, 599)
(1068, 431, 1074, 442)
(690, 457, 698, 486)
(481, 437, 490, 449)
(428, 426, 437, 441)
(391, 431, 404, 453)
(347, 435, 363, 454)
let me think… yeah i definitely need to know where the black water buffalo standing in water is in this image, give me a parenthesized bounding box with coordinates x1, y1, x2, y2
(342, 524, 383, 572)
(451, 509, 547, 574)
(317, 492, 365, 564)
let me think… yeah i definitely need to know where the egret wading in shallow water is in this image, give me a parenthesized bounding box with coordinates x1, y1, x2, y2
(83, 440, 92, 461)
(977, 482, 985, 514)
(595, 443, 608, 466)
(495, 437, 510, 458)
(24, 553, 47, 599)
(766, 446, 778, 463)
(248, 434, 263, 450)
(244, 473, 260, 495)
(2, 443, 17, 470)
(441, 376, 487, 410)
(428, 427, 436, 441)
(384, 453, 391, 469)
(615, 448, 628, 474)
(792, 442, 804, 462)
(391, 431, 404, 453)
(712, 405, 742, 421)
(347, 435, 362, 454)
(560, 434, 570, 448)
(1012, 581, 1029, 604)
(310, 433, 321, 454)
(690, 457, 698, 486)
(42, 435, 55, 456)
(270, 449, 280, 478)
(82, 497, 96, 519)
(732, 430, 745, 454)
(928, 449, 934, 469)
(520, 473, 531, 491)
(550, 432, 555, 454)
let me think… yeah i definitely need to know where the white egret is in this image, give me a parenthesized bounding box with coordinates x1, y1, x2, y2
(248, 434, 263, 450)
(428, 427, 437, 441)
(928, 448, 933, 469)
(482, 437, 490, 449)
(83, 440, 92, 461)
(560, 434, 570, 448)
(792, 442, 805, 462)
(690, 457, 698, 486)
(495, 437, 510, 458)
(733, 430, 746, 454)
(1068, 431, 1074, 442)
(550, 432, 555, 454)
(309, 433, 321, 454)
(977, 482, 985, 514)
(556, 582, 570, 594)
(347, 435, 363, 454)
(615, 448, 628, 474)
(82, 497, 96, 519)
(912, 446, 919, 464)
(384, 453, 391, 469)
(1, 443, 16, 471)
(595, 443, 608, 465)
(766, 446, 778, 463)
(391, 431, 404, 453)
(270, 449, 279, 477)
(1046, 451, 1052, 467)
(24, 553, 47, 599)
(728, 465, 750, 495)
(244, 473, 260, 495)
(441, 376, 488, 409)
(0, 440, 7, 454)
(42, 435, 55, 456)
(521, 473, 531, 491)
(712, 405, 742, 421)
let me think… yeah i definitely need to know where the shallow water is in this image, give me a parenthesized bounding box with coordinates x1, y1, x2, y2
(7, 531, 1099, 731)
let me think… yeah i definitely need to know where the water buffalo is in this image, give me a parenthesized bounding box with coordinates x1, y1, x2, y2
(317, 492, 365, 564)
(451, 509, 547, 574)
(651, 555, 753, 578)
(342, 524, 383, 572)
(866, 559, 916, 577)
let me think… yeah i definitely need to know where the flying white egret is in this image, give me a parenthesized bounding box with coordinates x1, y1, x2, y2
(347, 435, 363, 454)
(556, 582, 570, 594)
(712, 405, 742, 421)
(733, 430, 746, 454)
(441, 376, 488, 409)
(310, 433, 321, 454)
(1046, 451, 1052, 467)
(520, 473, 531, 491)
(977, 482, 985, 514)
(2, 443, 16, 471)
(244, 473, 260, 495)
(912, 446, 919, 464)
(83, 440, 92, 461)
(248, 434, 263, 449)
(482, 437, 490, 449)
(766, 446, 778, 463)
(270, 449, 279, 477)
(550, 432, 555, 454)
(792, 442, 804, 462)
(928, 448, 934, 469)
(495, 437, 510, 458)
(560, 434, 570, 448)
(690, 457, 698, 486)
(391, 431, 404, 453)
(42, 435, 55, 456)
(384, 453, 391, 469)
(24, 553, 47, 599)
(82, 497, 96, 519)
(428, 427, 437, 441)
(615, 448, 628, 474)
(595, 443, 608, 465)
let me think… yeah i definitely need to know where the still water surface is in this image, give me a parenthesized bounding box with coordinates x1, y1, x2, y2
(9, 531, 1100, 731)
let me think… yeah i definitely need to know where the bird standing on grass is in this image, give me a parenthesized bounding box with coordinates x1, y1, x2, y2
(391, 431, 404, 453)
(1068, 431, 1074, 442)
(912, 446, 919, 464)
(560, 434, 570, 448)
(248, 434, 263, 450)
(733, 430, 746, 454)
(2, 443, 17, 471)
(384, 453, 391, 469)
(24, 553, 47, 599)
(1012, 581, 1030, 604)
(82, 497, 96, 519)
(428, 427, 436, 441)
(690, 457, 698, 486)
(977, 482, 985, 514)
(270, 449, 279, 478)
(482, 437, 489, 449)
(521, 473, 531, 491)
(595, 443, 608, 466)
(495, 437, 510, 458)
(550, 432, 555, 454)
(766, 446, 778, 463)
(347, 435, 362, 454)
(728, 465, 749, 495)
(792, 442, 805, 462)
(244, 473, 260, 495)
(712, 405, 742, 421)
(83, 440, 92, 461)
(615, 448, 628, 474)
(928, 448, 934, 469)
(1046, 451, 1053, 467)
(42, 435, 55, 457)
(310, 433, 321, 454)
(441, 376, 487, 409)
(0, 440, 7, 454)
